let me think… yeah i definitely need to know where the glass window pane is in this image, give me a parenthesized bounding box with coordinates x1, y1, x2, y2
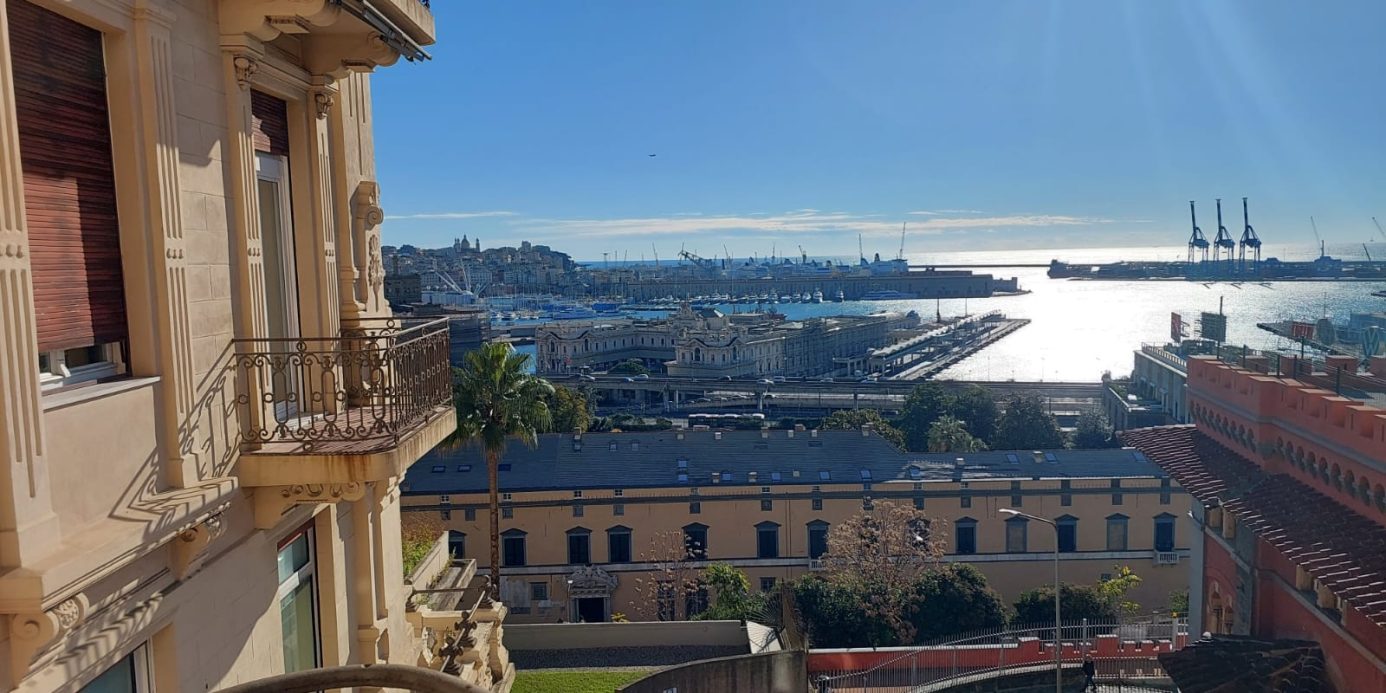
(280, 580, 318, 673)
(80, 650, 137, 693)
(278, 533, 310, 583)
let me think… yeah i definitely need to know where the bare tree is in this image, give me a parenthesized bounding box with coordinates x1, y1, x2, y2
(820, 501, 945, 643)
(632, 529, 705, 621)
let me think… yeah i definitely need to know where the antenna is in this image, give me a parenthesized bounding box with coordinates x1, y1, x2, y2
(859, 234, 865, 264)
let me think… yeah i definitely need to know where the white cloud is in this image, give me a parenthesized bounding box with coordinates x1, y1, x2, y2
(384, 210, 517, 220)
(909, 208, 986, 216)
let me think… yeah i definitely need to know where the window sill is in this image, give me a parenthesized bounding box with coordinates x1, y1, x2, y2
(42, 376, 160, 412)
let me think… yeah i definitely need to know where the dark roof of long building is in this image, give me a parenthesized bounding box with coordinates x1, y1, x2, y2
(1157, 636, 1333, 693)
(403, 430, 1167, 495)
(1121, 425, 1386, 628)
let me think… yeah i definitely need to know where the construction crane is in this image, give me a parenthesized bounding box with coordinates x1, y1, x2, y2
(858, 234, 866, 265)
(1373, 217, 1386, 242)
(1310, 217, 1325, 258)
(678, 247, 720, 275)
(898, 222, 907, 261)
(652, 243, 659, 267)
(1213, 198, 1237, 264)
(1238, 197, 1261, 271)
(1187, 201, 1209, 264)
(798, 245, 808, 265)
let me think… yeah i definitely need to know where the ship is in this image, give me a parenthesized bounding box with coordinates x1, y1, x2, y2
(861, 289, 916, 300)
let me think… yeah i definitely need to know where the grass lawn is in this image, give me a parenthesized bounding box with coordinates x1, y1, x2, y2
(511, 670, 651, 693)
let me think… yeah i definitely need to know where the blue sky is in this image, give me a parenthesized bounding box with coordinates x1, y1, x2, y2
(373, 1, 1386, 258)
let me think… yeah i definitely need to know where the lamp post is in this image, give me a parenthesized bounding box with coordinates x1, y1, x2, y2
(1001, 508, 1061, 693)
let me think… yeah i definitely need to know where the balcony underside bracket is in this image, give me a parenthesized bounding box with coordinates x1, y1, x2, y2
(254, 483, 366, 529)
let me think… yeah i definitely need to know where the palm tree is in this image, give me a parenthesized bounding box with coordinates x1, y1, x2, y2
(927, 415, 988, 453)
(448, 343, 552, 596)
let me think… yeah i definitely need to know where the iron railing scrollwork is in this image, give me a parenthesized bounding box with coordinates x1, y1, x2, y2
(233, 317, 452, 451)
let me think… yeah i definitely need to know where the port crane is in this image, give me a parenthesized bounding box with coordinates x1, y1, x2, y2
(1310, 217, 1325, 259)
(1213, 198, 1237, 266)
(898, 222, 907, 261)
(678, 246, 720, 275)
(1373, 217, 1385, 242)
(1187, 201, 1210, 264)
(1238, 197, 1261, 271)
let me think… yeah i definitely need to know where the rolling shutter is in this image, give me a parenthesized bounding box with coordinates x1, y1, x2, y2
(251, 90, 289, 155)
(10, 0, 127, 353)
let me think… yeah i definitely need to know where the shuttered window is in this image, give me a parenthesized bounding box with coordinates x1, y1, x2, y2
(251, 91, 289, 155)
(10, 0, 128, 357)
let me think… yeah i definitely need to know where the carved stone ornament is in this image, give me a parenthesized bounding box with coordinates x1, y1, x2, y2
(233, 55, 258, 90)
(254, 483, 366, 528)
(567, 565, 618, 598)
(313, 90, 334, 119)
(367, 235, 385, 293)
(172, 512, 228, 580)
(10, 595, 89, 677)
(354, 181, 384, 226)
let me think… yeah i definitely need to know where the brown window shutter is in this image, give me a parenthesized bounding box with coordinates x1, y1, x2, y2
(9, 0, 128, 354)
(251, 90, 289, 156)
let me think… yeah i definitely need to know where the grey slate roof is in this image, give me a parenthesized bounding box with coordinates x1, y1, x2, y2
(403, 430, 1167, 495)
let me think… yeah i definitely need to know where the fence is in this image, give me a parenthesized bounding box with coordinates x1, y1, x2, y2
(811, 616, 1186, 692)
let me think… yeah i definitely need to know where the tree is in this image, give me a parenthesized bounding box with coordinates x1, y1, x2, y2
(695, 563, 768, 622)
(820, 502, 944, 643)
(633, 529, 703, 622)
(548, 385, 593, 434)
(1168, 589, 1190, 618)
(1072, 410, 1117, 449)
(1013, 583, 1116, 625)
(927, 415, 988, 453)
(401, 513, 446, 578)
(991, 395, 1066, 450)
(950, 385, 1000, 442)
(897, 382, 953, 451)
(790, 575, 895, 647)
(909, 565, 1009, 641)
(448, 343, 553, 596)
(821, 409, 906, 450)
(609, 358, 650, 375)
(1095, 565, 1143, 617)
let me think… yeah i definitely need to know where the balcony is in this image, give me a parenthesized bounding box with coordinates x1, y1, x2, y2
(233, 317, 455, 524)
(220, 0, 436, 73)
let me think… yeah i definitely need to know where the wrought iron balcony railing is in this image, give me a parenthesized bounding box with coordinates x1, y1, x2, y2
(233, 317, 452, 453)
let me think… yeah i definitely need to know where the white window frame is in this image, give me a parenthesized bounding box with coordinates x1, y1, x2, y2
(276, 527, 321, 672)
(39, 342, 126, 392)
(81, 641, 152, 692)
(254, 152, 302, 421)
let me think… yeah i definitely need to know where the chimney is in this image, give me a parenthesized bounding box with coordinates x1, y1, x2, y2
(811, 429, 818, 438)
(761, 429, 769, 439)
(787, 429, 795, 438)
(714, 431, 722, 441)
(795, 423, 806, 432)
(1032, 450, 1045, 464)
(676, 431, 685, 441)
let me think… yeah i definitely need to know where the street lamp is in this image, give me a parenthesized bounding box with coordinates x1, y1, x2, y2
(1000, 508, 1061, 693)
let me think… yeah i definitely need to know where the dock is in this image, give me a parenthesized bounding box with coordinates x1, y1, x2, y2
(889, 317, 1030, 380)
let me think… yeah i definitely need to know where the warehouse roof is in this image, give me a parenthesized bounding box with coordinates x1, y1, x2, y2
(403, 429, 1167, 495)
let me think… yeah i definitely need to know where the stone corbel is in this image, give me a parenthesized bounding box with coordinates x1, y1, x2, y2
(254, 483, 365, 529)
(10, 595, 89, 678)
(220, 0, 340, 42)
(170, 513, 227, 581)
(354, 180, 384, 227)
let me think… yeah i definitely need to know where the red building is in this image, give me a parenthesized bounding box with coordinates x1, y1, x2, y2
(1123, 354, 1386, 691)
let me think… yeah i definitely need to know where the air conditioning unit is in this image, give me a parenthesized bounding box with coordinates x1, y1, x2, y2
(1155, 552, 1180, 565)
(536, 600, 558, 609)
(808, 559, 827, 571)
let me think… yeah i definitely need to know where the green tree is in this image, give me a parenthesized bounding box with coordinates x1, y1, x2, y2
(951, 385, 1000, 442)
(927, 415, 989, 453)
(790, 575, 895, 647)
(897, 382, 953, 451)
(1168, 589, 1190, 618)
(695, 563, 769, 622)
(1096, 565, 1143, 617)
(991, 395, 1066, 450)
(609, 359, 650, 375)
(548, 385, 593, 434)
(1012, 583, 1116, 625)
(1072, 410, 1117, 449)
(448, 343, 553, 595)
(909, 565, 1009, 641)
(821, 409, 906, 449)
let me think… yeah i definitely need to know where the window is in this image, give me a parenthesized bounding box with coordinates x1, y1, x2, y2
(760, 485, 770, 494)
(1010, 481, 1022, 507)
(811, 497, 823, 511)
(689, 501, 701, 514)
(440, 494, 451, 504)
(277, 528, 320, 673)
(530, 582, 549, 602)
(955, 518, 977, 555)
(81, 644, 151, 692)
(613, 503, 625, 516)
(615, 489, 624, 497)
(448, 531, 465, 558)
(721, 471, 733, 482)
(760, 577, 777, 592)
(756, 522, 780, 558)
(567, 528, 591, 565)
(1057, 516, 1078, 553)
(464, 508, 476, 521)
(440, 509, 451, 521)
(502, 530, 527, 566)
(862, 496, 873, 510)
(807, 520, 829, 559)
(1005, 517, 1028, 553)
(608, 526, 632, 563)
(1160, 478, 1172, 505)
(761, 499, 773, 511)
(1106, 514, 1129, 552)
(678, 458, 689, 469)
(501, 506, 513, 519)
(573, 504, 584, 518)
(14, 0, 131, 392)
(657, 581, 676, 621)
(961, 494, 972, 508)
(573, 490, 584, 498)
(859, 469, 872, 480)
(819, 471, 831, 481)
(771, 471, 782, 482)
(909, 467, 923, 480)
(685, 584, 709, 618)
(1111, 478, 1123, 505)
(1154, 513, 1177, 552)
(502, 493, 513, 501)
(498, 463, 512, 472)
(677, 472, 689, 483)
(431, 465, 445, 473)
(457, 464, 472, 472)
(914, 496, 925, 510)
(1061, 479, 1072, 506)
(683, 523, 708, 559)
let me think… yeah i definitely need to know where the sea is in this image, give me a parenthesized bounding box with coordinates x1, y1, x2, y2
(523, 243, 1386, 383)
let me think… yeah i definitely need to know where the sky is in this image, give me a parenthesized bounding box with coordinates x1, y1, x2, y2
(372, 1, 1386, 260)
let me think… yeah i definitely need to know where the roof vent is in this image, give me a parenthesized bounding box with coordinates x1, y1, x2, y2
(787, 429, 795, 438)
(714, 431, 722, 440)
(1032, 451, 1045, 464)
(795, 424, 806, 432)
(677, 431, 685, 440)
(954, 457, 965, 468)
(761, 429, 769, 439)
(811, 429, 818, 438)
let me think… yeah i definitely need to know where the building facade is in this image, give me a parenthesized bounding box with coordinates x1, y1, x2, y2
(0, 1, 507, 691)
(401, 430, 1192, 625)
(1124, 355, 1386, 692)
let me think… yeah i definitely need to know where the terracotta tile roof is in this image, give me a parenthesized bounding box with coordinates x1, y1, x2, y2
(1121, 425, 1386, 628)
(1158, 635, 1333, 693)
